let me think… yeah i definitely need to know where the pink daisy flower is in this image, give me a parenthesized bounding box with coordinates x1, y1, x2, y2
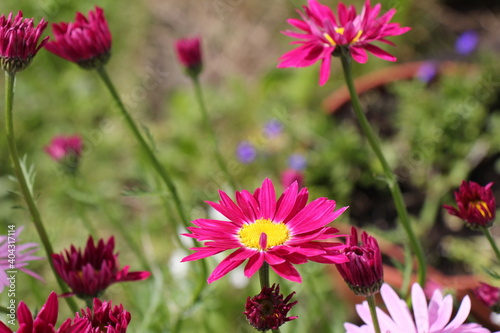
(345, 283, 494, 333)
(181, 178, 348, 283)
(278, 0, 411, 85)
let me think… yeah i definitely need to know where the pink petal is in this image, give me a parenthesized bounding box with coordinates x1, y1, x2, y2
(363, 44, 396, 61)
(411, 283, 429, 333)
(244, 252, 265, 278)
(269, 261, 302, 283)
(258, 178, 277, 220)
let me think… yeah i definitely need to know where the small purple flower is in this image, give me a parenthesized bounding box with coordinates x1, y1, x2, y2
(455, 31, 479, 56)
(288, 154, 307, 171)
(263, 119, 284, 138)
(416, 62, 438, 83)
(236, 141, 257, 164)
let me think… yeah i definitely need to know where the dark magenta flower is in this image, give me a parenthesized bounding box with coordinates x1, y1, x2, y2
(174, 36, 202, 78)
(52, 236, 151, 299)
(0, 292, 58, 333)
(474, 282, 500, 312)
(44, 6, 111, 69)
(0, 11, 48, 73)
(244, 284, 297, 332)
(335, 227, 383, 296)
(443, 181, 496, 229)
(278, 0, 411, 85)
(59, 298, 131, 333)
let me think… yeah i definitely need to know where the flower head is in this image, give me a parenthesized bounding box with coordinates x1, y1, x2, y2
(475, 282, 500, 312)
(443, 180, 496, 229)
(0, 11, 48, 73)
(45, 135, 83, 174)
(345, 282, 492, 333)
(0, 226, 43, 293)
(263, 119, 284, 138)
(244, 284, 297, 332)
(174, 36, 202, 78)
(52, 236, 150, 299)
(236, 141, 257, 164)
(44, 6, 111, 69)
(59, 298, 131, 333)
(182, 178, 348, 283)
(278, 0, 411, 85)
(335, 227, 383, 296)
(455, 31, 479, 56)
(0, 292, 59, 333)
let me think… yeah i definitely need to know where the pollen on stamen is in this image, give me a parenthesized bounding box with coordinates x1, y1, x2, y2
(238, 219, 290, 250)
(323, 32, 336, 46)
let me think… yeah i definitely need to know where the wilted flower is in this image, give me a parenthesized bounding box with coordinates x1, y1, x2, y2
(52, 236, 150, 300)
(182, 178, 348, 283)
(236, 141, 257, 164)
(443, 180, 496, 229)
(278, 0, 411, 85)
(0, 11, 48, 73)
(59, 298, 131, 333)
(455, 31, 479, 56)
(44, 6, 111, 69)
(0, 226, 43, 293)
(335, 227, 383, 296)
(0, 292, 59, 333)
(345, 282, 492, 333)
(475, 282, 500, 312)
(174, 36, 202, 78)
(244, 284, 297, 332)
(281, 169, 304, 189)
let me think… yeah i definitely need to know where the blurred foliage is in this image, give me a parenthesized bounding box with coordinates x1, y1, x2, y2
(1, 0, 500, 332)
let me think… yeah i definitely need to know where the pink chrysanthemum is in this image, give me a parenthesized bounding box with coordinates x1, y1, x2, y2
(59, 298, 131, 333)
(278, 0, 410, 85)
(443, 180, 496, 229)
(335, 227, 383, 296)
(182, 178, 348, 283)
(0, 11, 48, 73)
(344, 283, 493, 333)
(0, 292, 59, 333)
(475, 282, 500, 312)
(0, 226, 43, 293)
(44, 6, 111, 69)
(52, 236, 150, 299)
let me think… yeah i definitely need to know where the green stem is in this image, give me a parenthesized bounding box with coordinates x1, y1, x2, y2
(94, 66, 208, 331)
(192, 78, 238, 190)
(95, 66, 190, 229)
(0, 305, 8, 314)
(482, 227, 500, 262)
(4, 71, 78, 314)
(366, 294, 381, 333)
(259, 262, 270, 289)
(339, 50, 427, 286)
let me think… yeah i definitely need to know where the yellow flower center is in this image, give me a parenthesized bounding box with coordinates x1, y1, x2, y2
(323, 28, 363, 46)
(472, 201, 492, 218)
(238, 219, 290, 250)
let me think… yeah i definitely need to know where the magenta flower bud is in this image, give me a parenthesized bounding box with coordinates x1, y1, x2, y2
(44, 135, 83, 175)
(244, 284, 297, 332)
(475, 282, 500, 312)
(336, 227, 383, 296)
(0, 11, 48, 73)
(44, 6, 111, 69)
(174, 36, 202, 78)
(52, 236, 151, 300)
(281, 169, 304, 189)
(443, 180, 496, 229)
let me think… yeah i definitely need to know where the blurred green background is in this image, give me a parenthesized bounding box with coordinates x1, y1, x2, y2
(1, 0, 500, 332)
